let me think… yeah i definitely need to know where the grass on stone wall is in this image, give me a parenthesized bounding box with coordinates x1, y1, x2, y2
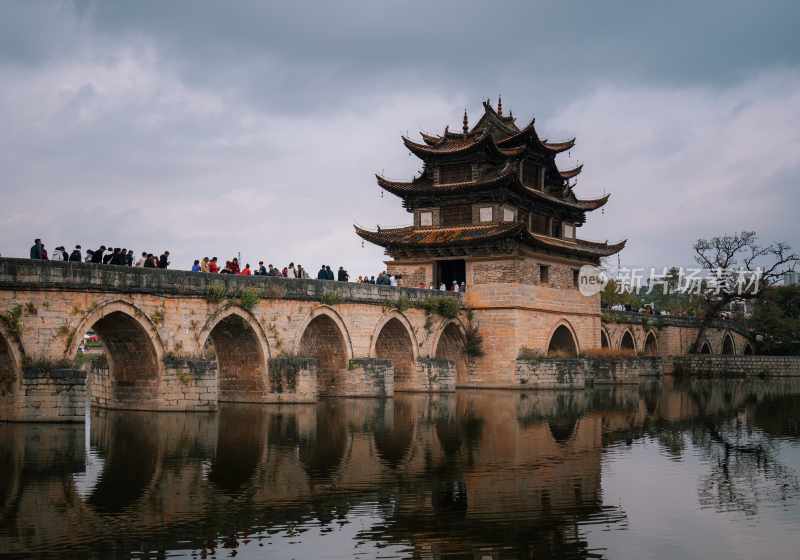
(238, 286, 262, 310)
(1, 305, 23, 339)
(206, 282, 227, 303)
(421, 296, 460, 319)
(319, 292, 342, 306)
(464, 323, 484, 358)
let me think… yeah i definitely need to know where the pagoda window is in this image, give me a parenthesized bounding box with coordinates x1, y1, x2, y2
(419, 211, 433, 227)
(438, 163, 472, 185)
(530, 213, 548, 235)
(441, 205, 472, 226)
(551, 219, 562, 238)
(563, 223, 575, 239)
(539, 264, 550, 285)
(502, 206, 516, 222)
(479, 206, 494, 223)
(522, 159, 541, 190)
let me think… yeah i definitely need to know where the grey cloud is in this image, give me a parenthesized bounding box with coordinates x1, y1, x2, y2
(0, 1, 798, 276)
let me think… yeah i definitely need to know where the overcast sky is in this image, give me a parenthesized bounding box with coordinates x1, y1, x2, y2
(1, 0, 798, 274)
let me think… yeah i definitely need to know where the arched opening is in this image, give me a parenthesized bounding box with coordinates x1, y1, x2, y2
(374, 317, 415, 388)
(644, 332, 658, 356)
(547, 325, 578, 357)
(88, 311, 160, 406)
(298, 314, 349, 395)
(206, 313, 267, 402)
(600, 329, 610, 349)
(619, 331, 636, 355)
(743, 343, 754, 355)
(434, 322, 467, 385)
(0, 332, 20, 419)
(699, 341, 712, 354)
(722, 334, 736, 355)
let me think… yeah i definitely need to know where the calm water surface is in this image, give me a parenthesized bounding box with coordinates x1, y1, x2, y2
(1, 379, 799, 559)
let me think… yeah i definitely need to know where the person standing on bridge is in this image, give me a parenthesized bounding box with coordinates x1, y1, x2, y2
(158, 251, 170, 269)
(208, 257, 220, 273)
(69, 245, 82, 262)
(90, 246, 106, 264)
(240, 263, 252, 276)
(29, 239, 43, 260)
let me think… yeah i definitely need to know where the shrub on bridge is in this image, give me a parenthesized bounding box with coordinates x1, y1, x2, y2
(421, 296, 460, 319)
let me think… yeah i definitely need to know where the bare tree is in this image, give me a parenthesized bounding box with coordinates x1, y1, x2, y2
(691, 231, 798, 352)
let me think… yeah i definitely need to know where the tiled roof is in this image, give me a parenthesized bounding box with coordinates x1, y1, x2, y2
(355, 223, 626, 257)
(375, 169, 610, 211)
(354, 223, 523, 247)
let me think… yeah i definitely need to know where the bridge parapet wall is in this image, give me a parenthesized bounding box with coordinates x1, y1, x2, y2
(0, 258, 460, 306)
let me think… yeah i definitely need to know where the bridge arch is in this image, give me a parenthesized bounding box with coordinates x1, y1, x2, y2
(644, 330, 659, 356)
(295, 306, 353, 394)
(721, 332, 736, 355)
(600, 327, 611, 349)
(68, 300, 164, 406)
(432, 319, 468, 385)
(547, 321, 579, 357)
(371, 312, 418, 387)
(199, 305, 271, 402)
(619, 329, 637, 354)
(0, 322, 23, 420)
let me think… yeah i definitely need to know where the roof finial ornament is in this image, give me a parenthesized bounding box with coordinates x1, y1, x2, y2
(462, 108, 469, 134)
(497, 95, 503, 116)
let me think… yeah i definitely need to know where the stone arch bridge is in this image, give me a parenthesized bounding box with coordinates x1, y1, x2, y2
(0, 259, 465, 421)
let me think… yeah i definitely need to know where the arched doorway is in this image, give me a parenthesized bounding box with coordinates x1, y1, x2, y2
(374, 317, 416, 388)
(434, 322, 467, 385)
(644, 332, 658, 356)
(743, 343, 754, 355)
(699, 341, 712, 354)
(298, 313, 349, 395)
(619, 330, 636, 354)
(204, 311, 268, 402)
(722, 334, 736, 355)
(80, 309, 162, 407)
(601, 329, 610, 349)
(548, 324, 578, 357)
(0, 330, 20, 419)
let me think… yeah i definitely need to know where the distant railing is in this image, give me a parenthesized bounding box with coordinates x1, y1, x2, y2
(602, 309, 747, 334)
(0, 258, 462, 306)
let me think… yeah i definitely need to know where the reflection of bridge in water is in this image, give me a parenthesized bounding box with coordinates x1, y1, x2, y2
(3, 379, 799, 558)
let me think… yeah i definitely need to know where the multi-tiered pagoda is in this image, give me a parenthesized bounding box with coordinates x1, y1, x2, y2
(356, 98, 624, 289)
(356, 99, 625, 379)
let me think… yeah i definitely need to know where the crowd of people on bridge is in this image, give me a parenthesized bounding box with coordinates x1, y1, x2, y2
(29, 239, 171, 269)
(24, 238, 465, 291)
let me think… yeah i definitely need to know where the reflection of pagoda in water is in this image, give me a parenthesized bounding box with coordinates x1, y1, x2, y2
(7, 381, 798, 559)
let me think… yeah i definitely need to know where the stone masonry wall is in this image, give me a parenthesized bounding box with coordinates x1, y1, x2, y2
(396, 357, 455, 393)
(17, 367, 86, 422)
(325, 358, 394, 398)
(516, 357, 663, 389)
(672, 355, 800, 378)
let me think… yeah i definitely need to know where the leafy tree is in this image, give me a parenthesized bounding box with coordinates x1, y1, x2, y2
(748, 285, 800, 355)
